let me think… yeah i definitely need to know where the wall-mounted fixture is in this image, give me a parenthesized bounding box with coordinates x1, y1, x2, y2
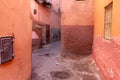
(0, 36, 14, 64)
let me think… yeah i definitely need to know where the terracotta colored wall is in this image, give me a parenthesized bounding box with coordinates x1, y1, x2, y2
(0, 0, 32, 80)
(93, 0, 120, 80)
(38, 2, 61, 42)
(31, 0, 61, 49)
(38, 5, 60, 28)
(32, 29, 42, 50)
(60, 0, 94, 57)
(30, 0, 38, 22)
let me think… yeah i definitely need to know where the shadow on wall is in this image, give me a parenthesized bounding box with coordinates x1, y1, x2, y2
(32, 22, 61, 51)
(50, 27, 61, 42)
(32, 22, 42, 50)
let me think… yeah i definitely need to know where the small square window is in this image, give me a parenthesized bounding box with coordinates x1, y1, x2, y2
(33, 9, 37, 14)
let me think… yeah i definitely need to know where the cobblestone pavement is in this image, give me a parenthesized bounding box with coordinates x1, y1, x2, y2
(32, 41, 103, 80)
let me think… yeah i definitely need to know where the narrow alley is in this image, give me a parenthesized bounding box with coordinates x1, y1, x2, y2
(32, 41, 102, 80)
(1, 0, 120, 80)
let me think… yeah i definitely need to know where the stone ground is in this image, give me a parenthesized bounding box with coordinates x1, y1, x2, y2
(32, 41, 103, 80)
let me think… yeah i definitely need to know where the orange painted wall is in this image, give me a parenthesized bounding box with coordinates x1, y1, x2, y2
(93, 0, 120, 80)
(94, 0, 120, 37)
(0, 0, 32, 80)
(112, 0, 120, 37)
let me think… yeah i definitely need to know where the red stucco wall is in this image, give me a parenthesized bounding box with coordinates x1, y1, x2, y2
(93, 0, 120, 80)
(0, 0, 32, 80)
(60, 0, 94, 57)
(31, 0, 61, 43)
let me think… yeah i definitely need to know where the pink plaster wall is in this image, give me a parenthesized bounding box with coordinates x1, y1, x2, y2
(60, 0, 94, 57)
(30, 0, 60, 28)
(37, 1, 61, 42)
(31, 0, 61, 42)
(60, 0, 94, 25)
(93, 36, 120, 80)
(30, 0, 39, 22)
(38, 4, 60, 28)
